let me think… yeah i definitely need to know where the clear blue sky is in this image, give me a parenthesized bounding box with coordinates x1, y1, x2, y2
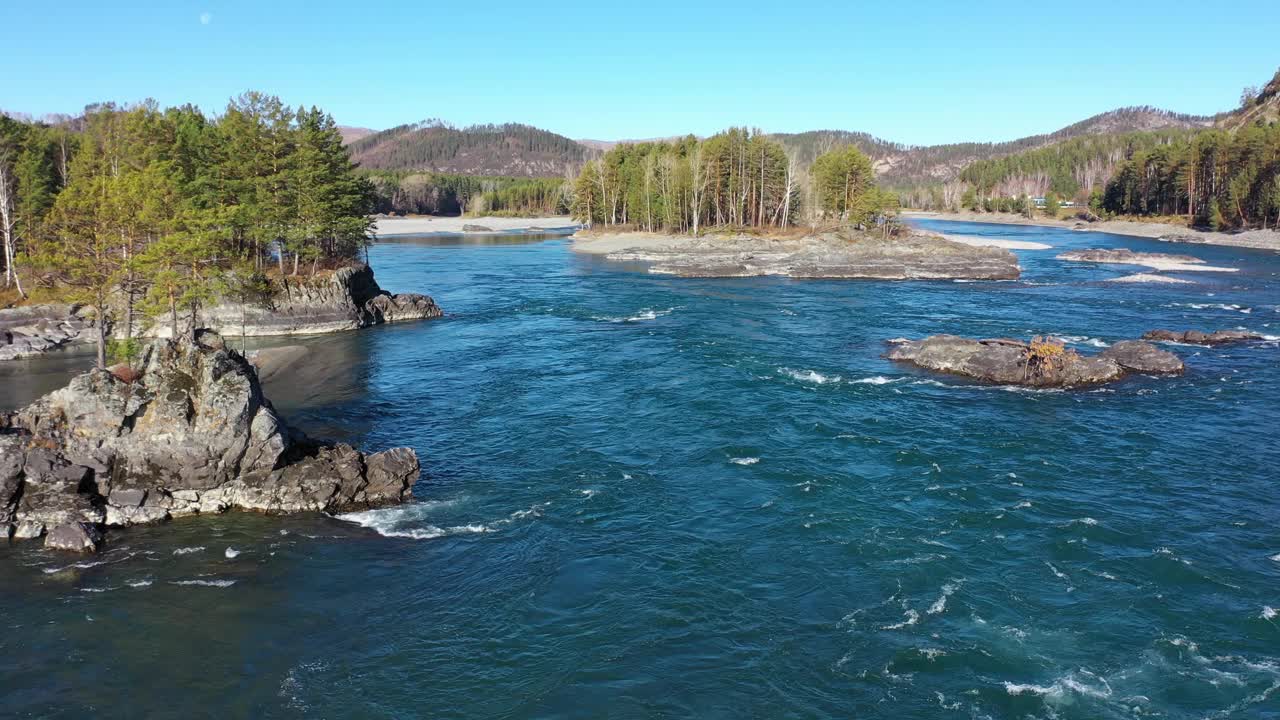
(4, 0, 1276, 146)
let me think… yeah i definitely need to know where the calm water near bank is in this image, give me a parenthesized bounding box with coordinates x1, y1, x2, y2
(2, 221, 1279, 718)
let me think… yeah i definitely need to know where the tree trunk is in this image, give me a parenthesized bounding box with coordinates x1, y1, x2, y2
(94, 309, 107, 370)
(169, 288, 179, 339)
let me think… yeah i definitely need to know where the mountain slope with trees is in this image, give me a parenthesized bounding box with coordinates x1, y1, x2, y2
(348, 121, 593, 177)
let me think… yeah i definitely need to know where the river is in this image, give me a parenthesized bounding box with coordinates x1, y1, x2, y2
(2, 220, 1278, 718)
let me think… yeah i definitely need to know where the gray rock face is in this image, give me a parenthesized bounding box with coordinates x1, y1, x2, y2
(1142, 329, 1266, 346)
(3, 330, 420, 552)
(193, 264, 442, 337)
(1099, 341, 1185, 374)
(3, 265, 442, 360)
(44, 522, 103, 553)
(885, 335, 1187, 388)
(606, 231, 1021, 280)
(0, 304, 98, 360)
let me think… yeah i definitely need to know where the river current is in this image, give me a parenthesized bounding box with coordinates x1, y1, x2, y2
(2, 219, 1278, 718)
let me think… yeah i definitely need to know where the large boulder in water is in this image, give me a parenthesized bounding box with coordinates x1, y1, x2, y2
(3, 330, 420, 552)
(1099, 341, 1184, 374)
(885, 335, 1171, 388)
(1142, 329, 1265, 346)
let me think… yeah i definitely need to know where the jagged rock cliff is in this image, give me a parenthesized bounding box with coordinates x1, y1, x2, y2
(1, 329, 420, 552)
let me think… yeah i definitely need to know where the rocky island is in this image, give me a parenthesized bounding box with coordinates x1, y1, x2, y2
(1, 329, 420, 552)
(1057, 248, 1237, 273)
(574, 229, 1021, 280)
(886, 335, 1185, 388)
(1142, 328, 1268, 345)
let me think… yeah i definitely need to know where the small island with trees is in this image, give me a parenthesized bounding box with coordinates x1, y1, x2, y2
(568, 129, 1021, 280)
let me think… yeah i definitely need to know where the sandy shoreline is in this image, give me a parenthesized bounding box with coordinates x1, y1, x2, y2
(374, 215, 579, 237)
(571, 231, 698, 255)
(904, 211, 1280, 251)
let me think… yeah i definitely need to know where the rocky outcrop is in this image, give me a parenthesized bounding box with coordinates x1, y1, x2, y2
(604, 231, 1021, 280)
(191, 264, 441, 337)
(0, 304, 98, 360)
(1, 264, 442, 360)
(1099, 340, 1186, 374)
(886, 335, 1183, 388)
(1, 330, 420, 552)
(461, 224, 494, 232)
(1142, 329, 1266, 346)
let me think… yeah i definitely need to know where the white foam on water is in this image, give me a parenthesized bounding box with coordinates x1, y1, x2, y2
(1003, 671, 1113, 702)
(1270, 553, 1280, 563)
(224, 547, 240, 559)
(882, 609, 920, 630)
(1046, 562, 1074, 591)
(172, 546, 205, 556)
(171, 579, 236, 587)
(1013, 500, 1032, 509)
(578, 489, 599, 499)
(42, 559, 108, 574)
(336, 501, 547, 541)
(595, 307, 676, 323)
(851, 375, 902, 385)
(79, 587, 112, 593)
(1072, 517, 1099, 526)
(919, 648, 947, 661)
(1173, 302, 1253, 313)
(730, 457, 760, 465)
(1263, 606, 1277, 620)
(126, 579, 153, 588)
(928, 582, 959, 615)
(935, 692, 962, 710)
(779, 367, 841, 385)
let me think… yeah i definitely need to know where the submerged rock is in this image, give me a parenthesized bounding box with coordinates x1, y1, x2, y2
(461, 224, 494, 232)
(603, 230, 1021, 280)
(1, 330, 420, 552)
(1142, 329, 1266, 346)
(886, 335, 1184, 388)
(1058, 248, 1204, 265)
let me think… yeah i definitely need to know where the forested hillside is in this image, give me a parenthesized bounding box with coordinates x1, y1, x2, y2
(348, 121, 592, 176)
(364, 170, 569, 217)
(773, 106, 1216, 195)
(931, 69, 1280, 227)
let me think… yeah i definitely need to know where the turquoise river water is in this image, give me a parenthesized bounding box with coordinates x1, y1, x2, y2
(1, 219, 1278, 719)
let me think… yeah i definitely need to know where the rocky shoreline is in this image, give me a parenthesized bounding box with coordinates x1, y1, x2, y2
(0, 263, 441, 361)
(1, 330, 420, 552)
(574, 230, 1021, 280)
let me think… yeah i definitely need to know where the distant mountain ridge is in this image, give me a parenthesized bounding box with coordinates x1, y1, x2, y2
(347, 120, 593, 177)
(342, 69, 1276, 188)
